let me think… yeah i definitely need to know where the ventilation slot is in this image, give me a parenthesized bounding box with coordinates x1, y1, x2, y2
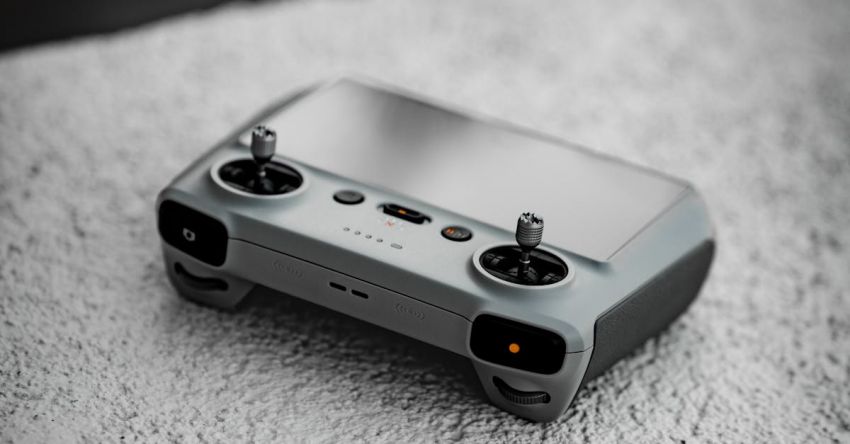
(329, 282, 347, 292)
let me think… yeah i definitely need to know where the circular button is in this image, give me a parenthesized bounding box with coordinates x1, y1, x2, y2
(333, 190, 364, 205)
(441, 226, 472, 242)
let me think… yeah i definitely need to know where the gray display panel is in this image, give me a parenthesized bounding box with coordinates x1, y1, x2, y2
(245, 79, 687, 262)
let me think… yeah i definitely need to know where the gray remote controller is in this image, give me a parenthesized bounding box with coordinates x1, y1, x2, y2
(156, 77, 715, 422)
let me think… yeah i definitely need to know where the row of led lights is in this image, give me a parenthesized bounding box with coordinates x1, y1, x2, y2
(342, 227, 403, 249)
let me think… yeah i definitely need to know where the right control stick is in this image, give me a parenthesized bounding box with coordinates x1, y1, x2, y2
(515, 212, 544, 281)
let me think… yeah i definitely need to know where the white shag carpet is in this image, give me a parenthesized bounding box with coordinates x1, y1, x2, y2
(1, 0, 849, 442)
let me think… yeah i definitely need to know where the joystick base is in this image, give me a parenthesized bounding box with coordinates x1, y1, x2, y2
(218, 159, 303, 196)
(479, 245, 568, 286)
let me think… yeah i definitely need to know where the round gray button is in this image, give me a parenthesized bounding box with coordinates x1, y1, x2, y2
(333, 190, 364, 205)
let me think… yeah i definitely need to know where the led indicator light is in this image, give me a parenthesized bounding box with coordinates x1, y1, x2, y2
(508, 343, 520, 354)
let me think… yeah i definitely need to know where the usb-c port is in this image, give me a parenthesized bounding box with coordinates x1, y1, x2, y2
(351, 289, 369, 299)
(381, 203, 430, 224)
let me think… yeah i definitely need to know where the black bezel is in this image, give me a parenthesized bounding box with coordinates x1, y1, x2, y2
(470, 315, 566, 374)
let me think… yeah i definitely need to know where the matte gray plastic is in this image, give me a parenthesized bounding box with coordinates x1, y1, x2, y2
(580, 240, 715, 385)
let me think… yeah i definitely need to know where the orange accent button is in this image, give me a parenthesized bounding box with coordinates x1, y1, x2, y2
(441, 225, 472, 242)
(508, 343, 520, 354)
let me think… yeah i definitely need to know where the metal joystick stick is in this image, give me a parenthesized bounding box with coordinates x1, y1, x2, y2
(516, 212, 544, 280)
(251, 125, 277, 178)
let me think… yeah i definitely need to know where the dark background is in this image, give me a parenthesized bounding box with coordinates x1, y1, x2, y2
(1, 0, 234, 51)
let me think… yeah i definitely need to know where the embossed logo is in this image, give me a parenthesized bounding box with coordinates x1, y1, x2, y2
(394, 302, 425, 321)
(273, 260, 303, 279)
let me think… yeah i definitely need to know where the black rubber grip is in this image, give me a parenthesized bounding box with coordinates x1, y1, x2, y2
(580, 240, 715, 386)
(493, 377, 551, 405)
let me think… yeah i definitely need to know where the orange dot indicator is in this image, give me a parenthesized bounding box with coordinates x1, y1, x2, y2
(508, 343, 520, 354)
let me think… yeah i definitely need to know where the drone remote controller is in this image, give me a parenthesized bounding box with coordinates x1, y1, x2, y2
(156, 78, 715, 421)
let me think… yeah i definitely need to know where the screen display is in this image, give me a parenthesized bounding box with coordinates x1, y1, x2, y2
(251, 80, 686, 262)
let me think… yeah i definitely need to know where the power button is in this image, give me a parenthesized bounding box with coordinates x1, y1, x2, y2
(333, 190, 365, 205)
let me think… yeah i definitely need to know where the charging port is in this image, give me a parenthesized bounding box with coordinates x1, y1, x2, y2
(381, 203, 430, 224)
(351, 289, 369, 299)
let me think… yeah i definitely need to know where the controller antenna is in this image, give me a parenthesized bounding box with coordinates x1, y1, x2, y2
(516, 212, 544, 280)
(250, 125, 277, 178)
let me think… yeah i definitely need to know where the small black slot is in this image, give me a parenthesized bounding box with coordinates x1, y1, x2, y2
(381, 203, 430, 224)
(351, 289, 369, 299)
(329, 282, 347, 292)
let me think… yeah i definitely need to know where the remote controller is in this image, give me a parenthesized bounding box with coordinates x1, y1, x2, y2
(156, 77, 715, 422)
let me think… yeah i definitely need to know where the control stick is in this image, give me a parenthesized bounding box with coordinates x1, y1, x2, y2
(251, 125, 277, 178)
(516, 212, 544, 280)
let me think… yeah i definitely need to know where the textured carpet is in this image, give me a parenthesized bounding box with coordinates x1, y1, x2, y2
(1, 0, 849, 442)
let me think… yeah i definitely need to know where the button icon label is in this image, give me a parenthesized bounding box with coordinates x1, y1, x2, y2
(394, 303, 425, 321)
